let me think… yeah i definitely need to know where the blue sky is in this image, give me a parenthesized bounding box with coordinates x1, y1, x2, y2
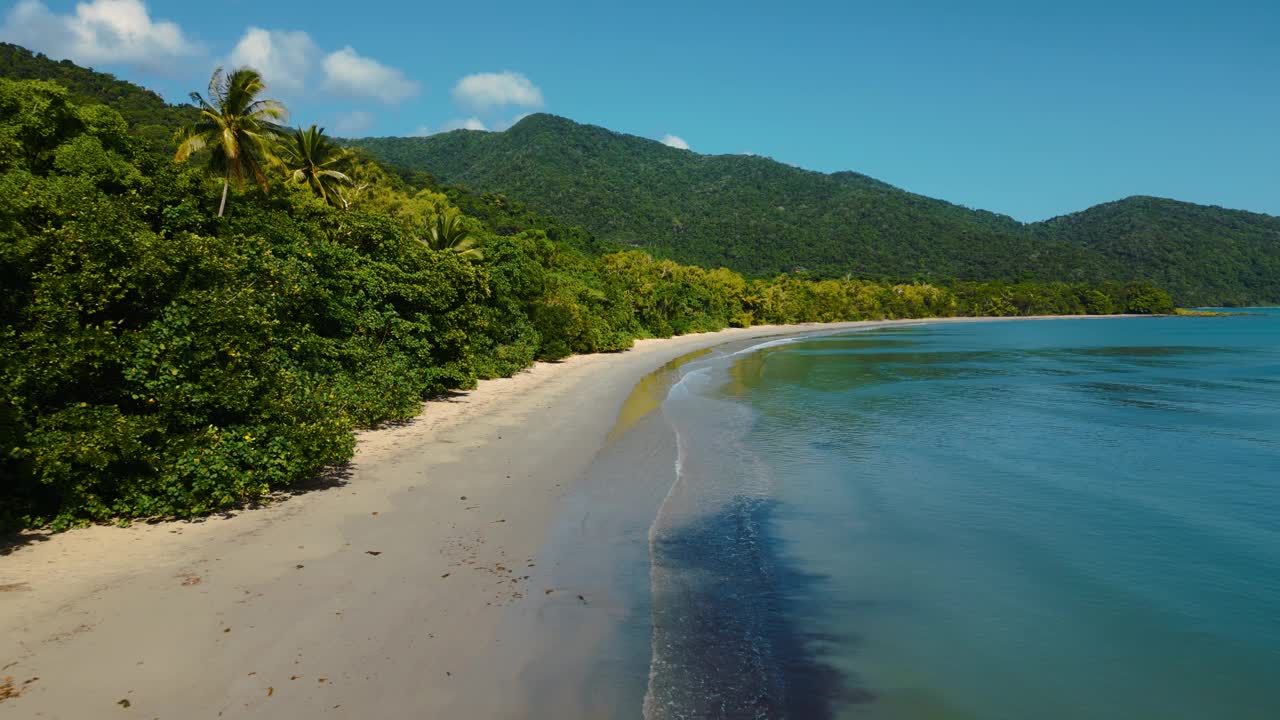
(3, 0, 1277, 221)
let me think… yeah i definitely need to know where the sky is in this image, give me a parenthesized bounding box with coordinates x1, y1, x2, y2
(2, 0, 1277, 222)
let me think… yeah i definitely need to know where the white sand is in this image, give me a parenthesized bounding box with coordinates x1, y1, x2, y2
(0, 316, 1137, 718)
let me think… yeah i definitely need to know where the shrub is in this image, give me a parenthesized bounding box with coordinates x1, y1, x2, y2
(0, 79, 1175, 530)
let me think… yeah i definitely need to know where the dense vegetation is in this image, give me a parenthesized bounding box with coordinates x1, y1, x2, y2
(349, 115, 1103, 281)
(349, 114, 1280, 306)
(1033, 197, 1280, 307)
(0, 43, 613, 257)
(0, 42, 199, 153)
(0, 60, 1171, 531)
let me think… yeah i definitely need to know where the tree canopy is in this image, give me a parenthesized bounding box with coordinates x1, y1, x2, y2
(278, 124, 353, 207)
(0, 42, 199, 152)
(0, 56, 1176, 531)
(349, 114, 1279, 306)
(1032, 196, 1280, 306)
(174, 67, 288, 216)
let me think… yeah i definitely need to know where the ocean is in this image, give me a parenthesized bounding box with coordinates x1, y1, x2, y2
(643, 312, 1280, 719)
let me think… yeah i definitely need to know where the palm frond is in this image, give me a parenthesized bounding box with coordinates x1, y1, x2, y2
(245, 99, 288, 122)
(174, 66, 289, 214)
(172, 128, 209, 162)
(275, 124, 353, 206)
(420, 205, 483, 257)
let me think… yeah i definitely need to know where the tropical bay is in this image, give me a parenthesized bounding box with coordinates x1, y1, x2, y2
(644, 312, 1280, 718)
(0, 56, 1174, 534)
(2, 1, 1279, 716)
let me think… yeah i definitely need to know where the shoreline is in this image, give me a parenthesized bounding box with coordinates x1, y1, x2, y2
(0, 314, 1147, 718)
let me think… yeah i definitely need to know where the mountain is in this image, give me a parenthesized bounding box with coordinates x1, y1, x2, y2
(4, 44, 1272, 306)
(1032, 197, 1280, 307)
(349, 114, 1280, 305)
(0, 43, 198, 152)
(348, 114, 1106, 283)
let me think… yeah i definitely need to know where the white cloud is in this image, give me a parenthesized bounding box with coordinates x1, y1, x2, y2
(0, 0, 197, 68)
(322, 46, 419, 104)
(661, 134, 691, 150)
(227, 27, 317, 95)
(411, 117, 488, 136)
(332, 110, 375, 136)
(445, 117, 487, 131)
(452, 71, 544, 111)
(492, 113, 531, 131)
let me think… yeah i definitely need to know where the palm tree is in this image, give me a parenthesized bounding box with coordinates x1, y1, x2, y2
(278, 125, 352, 207)
(422, 206, 482, 258)
(174, 67, 287, 217)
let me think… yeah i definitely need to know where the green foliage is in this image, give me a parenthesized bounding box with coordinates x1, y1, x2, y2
(174, 67, 287, 216)
(0, 45, 611, 254)
(422, 205, 482, 258)
(1, 83, 485, 529)
(0, 74, 1171, 532)
(946, 280, 1173, 317)
(6, 46, 1273, 306)
(1032, 197, 1280, 307)
(346, 115, 1107, 282)
(349, 114, 1280, 306)
(0, 42, 198, 152)
(343, 148, 618, 257)
(1120, 282, 1176, 315)
(277, 125, 353, 206)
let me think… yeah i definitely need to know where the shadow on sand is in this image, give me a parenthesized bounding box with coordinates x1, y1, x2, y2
(1, 462, 354, 557)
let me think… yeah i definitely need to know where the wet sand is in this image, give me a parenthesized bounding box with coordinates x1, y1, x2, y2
(0, 317, 1132, 718)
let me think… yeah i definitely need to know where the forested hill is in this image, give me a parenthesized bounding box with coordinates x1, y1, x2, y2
(1031, 197, 1280, 307)
(0, 47, 1176, 529)
(0, 44, 614, 256)
(0, 43, 198, 152)
(348, 114, 1107, 283)
(349, 114, 1280, 305)
(2, 45, 1272, 306)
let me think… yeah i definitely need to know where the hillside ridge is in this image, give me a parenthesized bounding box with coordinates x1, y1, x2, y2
(348, 114, 1279, 305)
(3, 45, 1274, 306)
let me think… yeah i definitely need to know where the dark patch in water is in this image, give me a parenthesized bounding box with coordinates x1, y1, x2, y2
(1238, 375, 1280, 386)
(1070, 345, 1226, 357)
(648, 497, 869, 719)
(1080, 382, 1164, 395)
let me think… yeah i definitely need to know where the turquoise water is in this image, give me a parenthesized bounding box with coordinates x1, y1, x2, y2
(647, 313, 1280, 719)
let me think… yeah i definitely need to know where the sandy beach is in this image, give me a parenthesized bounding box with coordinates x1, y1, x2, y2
(0, 316, 1134, 718)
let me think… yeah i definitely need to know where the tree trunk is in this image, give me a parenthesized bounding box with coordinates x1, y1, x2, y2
(218, 176, 230, 217)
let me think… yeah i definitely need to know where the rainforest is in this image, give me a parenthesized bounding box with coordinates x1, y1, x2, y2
(1, 45, 1175, 530)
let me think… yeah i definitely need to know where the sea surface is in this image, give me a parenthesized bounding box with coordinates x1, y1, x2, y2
(643, 312, 1280, 719)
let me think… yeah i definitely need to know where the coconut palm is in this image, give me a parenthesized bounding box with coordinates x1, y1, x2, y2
(422, 206, 482, 258)
(174, 67, 287, 217)
(278, 125, 352, 206)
